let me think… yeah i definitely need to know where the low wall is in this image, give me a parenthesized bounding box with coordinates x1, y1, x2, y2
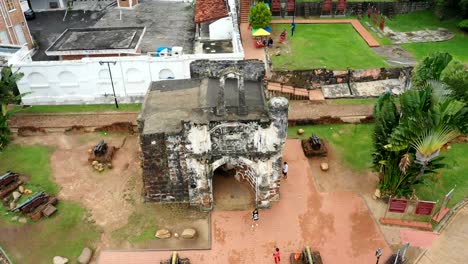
(275, 1, 431, 18)
(15, 53, 244, 105)
(269, 67, 413, 88)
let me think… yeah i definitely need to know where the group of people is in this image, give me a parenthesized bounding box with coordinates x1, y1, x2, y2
(256, 37, 275, 48)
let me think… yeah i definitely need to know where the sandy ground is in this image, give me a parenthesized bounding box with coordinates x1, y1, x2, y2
(12, 133, 210, 255)
(98, 139, 393, 263)
(14, 133, 140, 246)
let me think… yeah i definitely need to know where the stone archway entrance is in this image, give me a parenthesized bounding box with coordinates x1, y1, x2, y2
(212, 163, 255, 210)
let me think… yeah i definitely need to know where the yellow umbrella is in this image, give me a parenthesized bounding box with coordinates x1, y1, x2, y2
(252, 28, 270, 36)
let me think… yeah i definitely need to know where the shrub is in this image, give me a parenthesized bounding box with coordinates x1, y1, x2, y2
(458, 19, 468, 31)
(249, 1, 271, 29)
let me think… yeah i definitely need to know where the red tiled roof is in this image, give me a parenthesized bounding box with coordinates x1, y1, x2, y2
(194, 0, 229, 24)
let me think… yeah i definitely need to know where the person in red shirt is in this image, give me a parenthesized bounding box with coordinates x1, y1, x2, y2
(273, 248, 281, 263)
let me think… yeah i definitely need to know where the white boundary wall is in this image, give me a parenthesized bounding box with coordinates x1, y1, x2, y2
(14, 0, 245, 105)
(15, 53, 244, 105)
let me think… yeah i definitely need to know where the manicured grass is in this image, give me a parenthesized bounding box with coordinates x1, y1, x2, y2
(271, 24, 388, 70)
(327, 98, 378, 105)
(386, 11, 468, 63)
(14, 103, 141, 113)
(288, 124, 374, 172)
(0, 145, 57, 195)
(360, 17, 394, 46)
(0, 145, 100, 264)
(415, 143, 468, 208)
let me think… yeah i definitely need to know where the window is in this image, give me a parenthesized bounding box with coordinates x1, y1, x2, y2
(14, 24, 26, 45)
(5, 0, 16, 11)
(0, 31, 9, 44)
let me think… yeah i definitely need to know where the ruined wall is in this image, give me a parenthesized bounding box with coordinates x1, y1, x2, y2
(140, 96, 288, 209)
(270, 67, 413, 89)
(139, 132, 189, 203)
(190, 60, 266, 81)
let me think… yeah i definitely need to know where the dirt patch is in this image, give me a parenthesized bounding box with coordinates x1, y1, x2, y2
(16, 126, 46, 136)
(11, 133, 209, 253)
(94, 122, 136, 134)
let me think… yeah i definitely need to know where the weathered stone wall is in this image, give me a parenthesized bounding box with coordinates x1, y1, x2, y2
(140, 95, 288, 210)
(190, 60, 266, 81)
(285, 1, 431, 17)
(270, 67, 413, 89)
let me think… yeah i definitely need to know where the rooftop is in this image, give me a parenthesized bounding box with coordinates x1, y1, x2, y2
(195, 0, 228, 24)
(139, 78, 269, 135)
(28, 1, 195, 61)
(46, 27, 145, 56)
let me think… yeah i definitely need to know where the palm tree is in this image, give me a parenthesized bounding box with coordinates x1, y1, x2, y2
(0, 66, 24, 149)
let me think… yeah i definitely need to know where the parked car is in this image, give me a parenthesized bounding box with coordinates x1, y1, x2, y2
(24, 9, 35, 20)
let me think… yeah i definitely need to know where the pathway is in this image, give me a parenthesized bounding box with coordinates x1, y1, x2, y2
(97, 140, 391, 264)
(271, 19, 380, 47)
(240, 23, 266, 61)
(8, 102, 374, 131)
(416, 205, 468, 264)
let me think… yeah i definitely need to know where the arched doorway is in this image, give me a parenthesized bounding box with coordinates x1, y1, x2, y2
(212, 162, 256, 210)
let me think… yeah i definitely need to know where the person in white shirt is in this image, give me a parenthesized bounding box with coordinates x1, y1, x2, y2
(282, 162, 288, 179)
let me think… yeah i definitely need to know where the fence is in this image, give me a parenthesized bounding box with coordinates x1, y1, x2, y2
(273, 1, 431, 17)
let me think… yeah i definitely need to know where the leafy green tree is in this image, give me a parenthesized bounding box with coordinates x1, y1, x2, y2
(441, 60, 468, 104)
(249, 1, 271, 29)
(0, 66, 24, 150)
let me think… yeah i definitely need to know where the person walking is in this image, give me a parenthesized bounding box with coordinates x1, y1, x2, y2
(282, 162, 288, 179)
(291, 21, 296, 36)
(273, 248, 281, 263)
(252, 208, 259, 228)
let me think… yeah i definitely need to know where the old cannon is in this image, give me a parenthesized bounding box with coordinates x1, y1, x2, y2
(13, 192, 49, 214)
(88, 140, 117, 172)
(94, 140, 108, 157)
(0, 171, 21, 199)
(160, 251, 190, 264)
(290, 246, 323, 264)
(0, 171, 19, 188)
(301, 134, 328, 157)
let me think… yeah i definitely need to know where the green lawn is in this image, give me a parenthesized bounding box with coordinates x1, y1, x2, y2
(415, 143, 468, 208)
(0, 145, 100, 264)
(386, 11, 468, 63)
(271, 24, 388, 70)
(13, 103, 141, 113)
(288, 124, 374, 172)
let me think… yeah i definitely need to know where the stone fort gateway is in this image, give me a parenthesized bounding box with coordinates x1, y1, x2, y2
(137, 61, 288, 210)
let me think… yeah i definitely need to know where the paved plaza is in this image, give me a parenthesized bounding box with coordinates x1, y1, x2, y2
(98, 140, 391, 264)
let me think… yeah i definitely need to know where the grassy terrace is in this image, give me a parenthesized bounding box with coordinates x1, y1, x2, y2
(0, 145, 100, 263)
(271, 24, 388, 70)
(288, 124, 468, 206)
(386, 11, 468, 63)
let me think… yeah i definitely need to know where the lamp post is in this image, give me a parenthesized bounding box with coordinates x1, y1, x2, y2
(375, 248, 382, 264)
(99, 61, 119, 109)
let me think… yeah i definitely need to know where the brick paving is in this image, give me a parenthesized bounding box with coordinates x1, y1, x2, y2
(97, 140, 391, 264)
(271, 19, 380, 47)
(416, 205, 468, 264)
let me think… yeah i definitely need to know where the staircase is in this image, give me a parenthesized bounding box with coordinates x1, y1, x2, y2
(240, 0, 250, 24)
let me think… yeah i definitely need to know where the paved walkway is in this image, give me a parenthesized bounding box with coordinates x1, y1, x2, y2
(8, 103, 374, 130)
(240, 23, 266, 61)
(416, 205, 468, 264)
(271, 19, 380, 47)
(97, 140, 391, 264)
